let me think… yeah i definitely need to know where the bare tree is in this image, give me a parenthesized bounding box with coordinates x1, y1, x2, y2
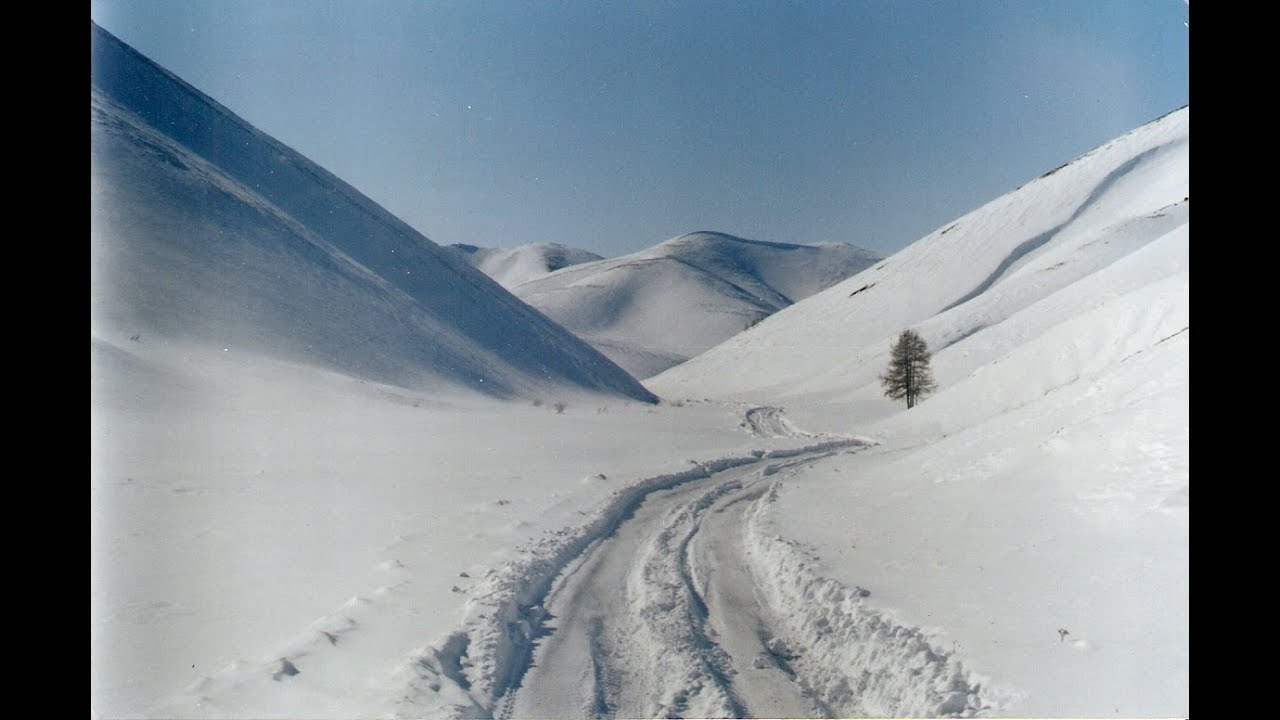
(880, 329, 937, 408)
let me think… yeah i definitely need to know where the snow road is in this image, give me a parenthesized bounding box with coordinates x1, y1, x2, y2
(503, 460, 830, 718)
(405, 416, 984, 719)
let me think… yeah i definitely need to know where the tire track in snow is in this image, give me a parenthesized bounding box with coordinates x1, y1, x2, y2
(687, 481, 826, 718)
(498, 446, 857, 718)
(396, 437, 868, 718)
(496, 476, 758, 717)
(628, 479, 750, 717)
(505, 470, 816, 718)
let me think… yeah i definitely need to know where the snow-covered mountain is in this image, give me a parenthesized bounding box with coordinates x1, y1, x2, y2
(90, 22, 655, 403)
(445, 242, 604, 288)
(512, 231, 881, 378)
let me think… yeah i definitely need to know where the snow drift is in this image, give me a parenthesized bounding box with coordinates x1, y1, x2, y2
(90, 21, 656, 402)
(512, 231, 881, 378)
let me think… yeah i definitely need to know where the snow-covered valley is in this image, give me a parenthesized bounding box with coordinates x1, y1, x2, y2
(91, 18, 1187, 720)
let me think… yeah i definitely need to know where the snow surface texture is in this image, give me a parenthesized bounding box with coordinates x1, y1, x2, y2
(445, 243, 604, 289)
(90, 22, 655, 403)
(650, 107, 1190, 715)
(511, 232, 881, 378)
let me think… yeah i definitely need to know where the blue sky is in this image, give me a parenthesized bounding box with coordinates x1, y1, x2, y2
(90, 1, 1188, 258)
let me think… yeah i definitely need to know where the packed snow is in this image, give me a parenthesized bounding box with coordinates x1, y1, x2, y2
(511, 231, 881, 378)
(91, 18, 1187, 720)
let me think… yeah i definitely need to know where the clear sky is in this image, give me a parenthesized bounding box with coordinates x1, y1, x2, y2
(90, 1, 1188, 259)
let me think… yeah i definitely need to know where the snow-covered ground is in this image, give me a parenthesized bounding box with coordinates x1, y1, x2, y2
(92, 338, 816, 717)
(91, 19, 1187, 719)
(511, 232, 880, 378)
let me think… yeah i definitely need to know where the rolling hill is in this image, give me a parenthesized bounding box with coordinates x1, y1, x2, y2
(445, 242, 604, 288)
(512, 231, 880, 378)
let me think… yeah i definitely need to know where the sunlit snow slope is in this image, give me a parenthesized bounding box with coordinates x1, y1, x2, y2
(514, 231, 881, 378)
(651, 107, 1188, 716)
(446, 242, 604, 288)
(649, 108, 1188, 418)
(90, 22, 656, 403)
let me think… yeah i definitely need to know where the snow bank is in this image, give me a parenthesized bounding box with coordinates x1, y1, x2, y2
(743, 477, 989, 718)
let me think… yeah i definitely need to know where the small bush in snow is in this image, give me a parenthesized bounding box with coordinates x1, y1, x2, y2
(532, 399, 544, 407)
(554, 401, 567, 414)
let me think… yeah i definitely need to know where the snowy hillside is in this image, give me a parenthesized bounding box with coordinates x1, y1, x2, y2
(513, 231, 881, 377)
(649, 109, 1187, 412)
(90, 22, 655, 403)
(446, 242, 604, 288)
(649, 107, 1189, 715)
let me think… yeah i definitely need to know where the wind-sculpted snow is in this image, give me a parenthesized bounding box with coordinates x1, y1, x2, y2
(90, 22, 656, 402)
(940, 143, 1174, 314)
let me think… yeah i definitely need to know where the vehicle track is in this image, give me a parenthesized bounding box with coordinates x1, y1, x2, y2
(399, 425, 882, 719)
(502, 451, 840, 718)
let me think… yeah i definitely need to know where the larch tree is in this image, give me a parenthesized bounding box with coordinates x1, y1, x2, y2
(880, 329, 937, 409)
